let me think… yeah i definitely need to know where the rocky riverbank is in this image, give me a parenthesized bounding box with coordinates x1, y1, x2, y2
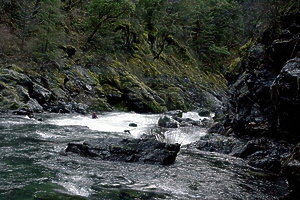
(198, 4, 300, 199)
(0, 59, 224, 116)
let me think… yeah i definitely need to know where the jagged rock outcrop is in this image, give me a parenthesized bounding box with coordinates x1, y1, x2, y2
(220, 4, 300, 198)
(271, 58, 300, 140)
(225, 5, 299, 141)
(64, 138, 181, 165)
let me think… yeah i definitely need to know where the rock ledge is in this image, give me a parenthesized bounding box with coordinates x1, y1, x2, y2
(65, 138, 181, 165)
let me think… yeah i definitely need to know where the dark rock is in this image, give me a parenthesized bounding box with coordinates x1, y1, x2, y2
(222, 3, 299, 141)
(186, 133, 244, 155)
(129, 123, 138, 127)
(187, 134, 292, 172)
(71, 103, 89, 115)
(179, 117, 202, 127)
(207, 122, 224, 134)
(45, 101, 72, 113)
(248, 44, 265, 67)
(158, 115, 178, 128)
(124, 130, 131, 134)
(65, 138, 181, 165)
(31, 83, 52, 104)
(26, 98, 43, 113)
(198, 108, 211, 117)
(59, 45, 76, 57)
(271, 58, 300, 141)
(225, 27, 299, 141)
(44, 101, 88, 114)
(12, 107, 34, 117)
(200, 118, 212, 128)
(248, 157, 281, 172)
(213, 107, 226, 121)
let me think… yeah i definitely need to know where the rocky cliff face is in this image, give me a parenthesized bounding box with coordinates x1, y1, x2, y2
(225, 5, 299, 142)
(223, 4, 300, 198)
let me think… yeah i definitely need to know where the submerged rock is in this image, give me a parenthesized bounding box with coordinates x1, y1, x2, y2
(65, 138, 181, 165)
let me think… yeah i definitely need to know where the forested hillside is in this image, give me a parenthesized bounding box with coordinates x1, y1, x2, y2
(0, 0, 291, 113)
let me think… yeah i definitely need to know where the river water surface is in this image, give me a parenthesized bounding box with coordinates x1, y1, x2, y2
(0, 112, 289, 199)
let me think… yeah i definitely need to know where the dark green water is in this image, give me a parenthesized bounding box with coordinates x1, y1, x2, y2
(0, 113, 289, 200)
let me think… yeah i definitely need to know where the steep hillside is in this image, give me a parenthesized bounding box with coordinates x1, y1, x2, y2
(0, 34, 226, 114)
(1, 0, 238, 114)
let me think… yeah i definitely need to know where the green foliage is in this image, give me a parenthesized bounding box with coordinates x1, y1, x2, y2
(176, 0, 241, 70)
(0, 0, 290, 71)
(32, 0, 64, 60)
(86, 0, 135, 46)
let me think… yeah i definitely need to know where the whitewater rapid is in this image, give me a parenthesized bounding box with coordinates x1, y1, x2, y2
(46, 111, 207, 145)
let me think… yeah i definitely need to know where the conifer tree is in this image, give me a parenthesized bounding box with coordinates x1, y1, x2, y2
(33, 0, 63, 59)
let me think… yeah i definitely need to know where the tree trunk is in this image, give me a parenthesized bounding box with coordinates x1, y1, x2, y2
(86, 22, 102, 44)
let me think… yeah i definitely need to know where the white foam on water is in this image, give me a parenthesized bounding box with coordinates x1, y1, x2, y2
(46, 112, 207, 145)
(47, 112, 161, 138)
(35, 130, 65, 139)
(53, 175, 92, 197)
(152, 127, 206, 145)
(183, 111, 210, 121)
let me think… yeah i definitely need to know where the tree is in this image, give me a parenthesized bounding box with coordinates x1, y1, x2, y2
(14, 0, 38, 49)
(33, 0, 63, 59)
(86, 0, 135, 44)
(135, 0, 181, 59)
(174, 0, 242, 71)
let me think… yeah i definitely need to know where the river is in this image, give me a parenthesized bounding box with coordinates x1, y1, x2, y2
(0, 112, 289, 199)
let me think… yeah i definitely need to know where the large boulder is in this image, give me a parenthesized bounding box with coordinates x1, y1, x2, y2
(158, 115, 179, 128)
(30, 83, 52, 104)
(65, 138, 181, 165)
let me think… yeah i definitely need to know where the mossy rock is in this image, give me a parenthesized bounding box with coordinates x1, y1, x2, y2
(158, 86, 188, 111)
(227, 57, 241, 75)
(0, 68, 31, 86)
(93, 85, 105, 97)
(6, 64, 24, 72)
(89, 98, 112, 111)
(102, 84, 123, 98)
(0, 81, 8, 89)
(0, 94, 24, 110)
(143, 100, 167, 113)
(239, 38, 255, 58)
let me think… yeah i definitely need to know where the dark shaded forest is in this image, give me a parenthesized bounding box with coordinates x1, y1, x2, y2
(0, 0, 288, 71)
